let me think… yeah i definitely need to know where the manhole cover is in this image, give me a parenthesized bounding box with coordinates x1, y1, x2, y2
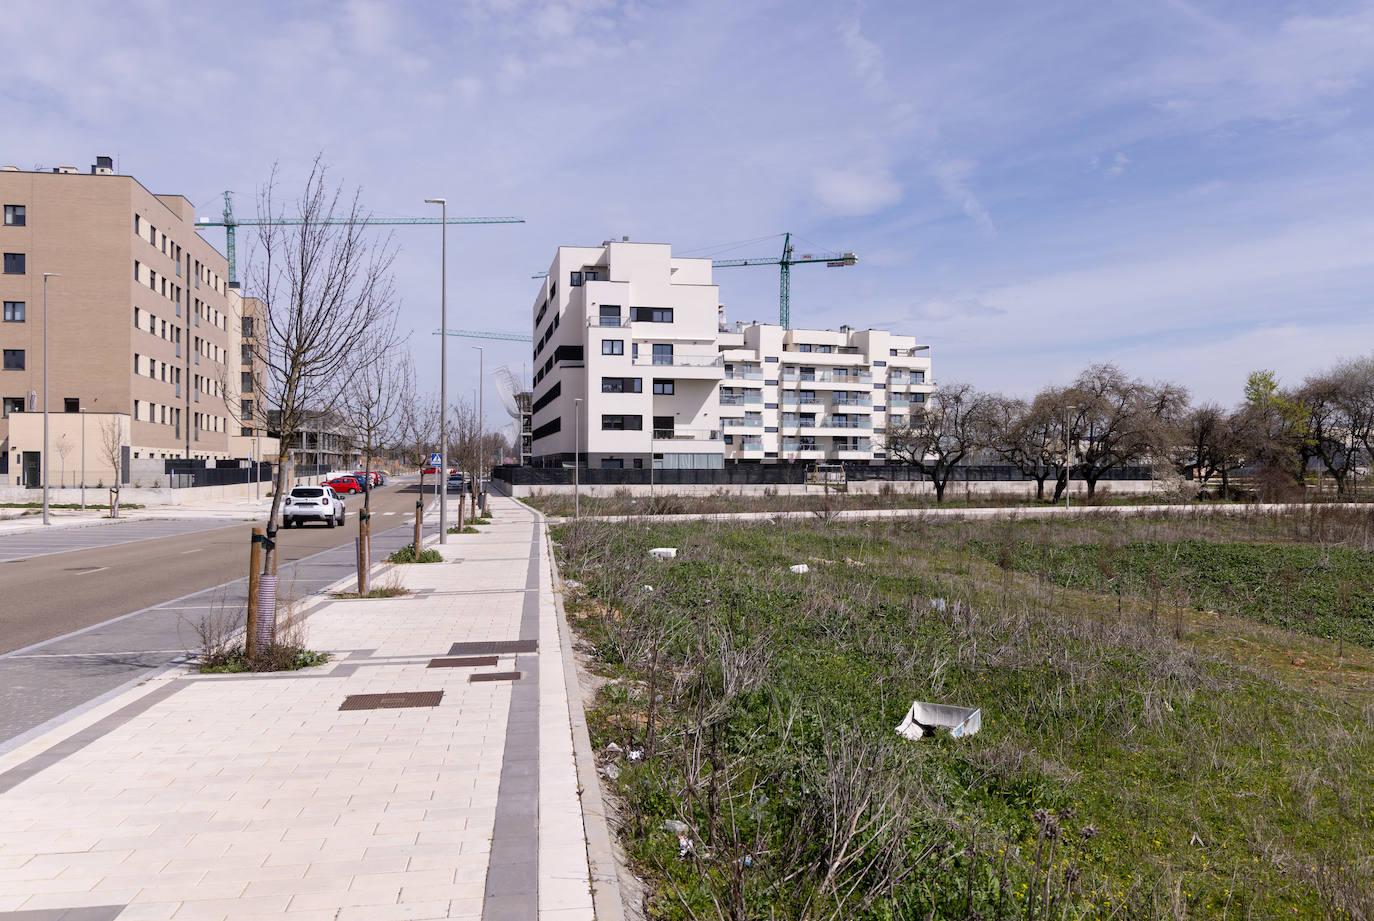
(469, 672, 522, 683)
(339, 691, 444, 711)
(448, 639, 537, 656)
(427, 656, 499, 669)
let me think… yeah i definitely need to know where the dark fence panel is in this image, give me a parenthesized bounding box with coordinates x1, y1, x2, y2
(162, 460, 273, 488)
(492, 463, 1156, 487)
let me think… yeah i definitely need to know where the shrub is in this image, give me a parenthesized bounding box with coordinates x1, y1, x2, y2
(388, 543, 443, 564)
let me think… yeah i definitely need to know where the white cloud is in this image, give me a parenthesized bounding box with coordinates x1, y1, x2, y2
(812, 165, 903, 217)
(930, 159, 995, 235)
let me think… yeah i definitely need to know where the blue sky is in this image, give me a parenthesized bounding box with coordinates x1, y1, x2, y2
(4, 0, 1372, 433)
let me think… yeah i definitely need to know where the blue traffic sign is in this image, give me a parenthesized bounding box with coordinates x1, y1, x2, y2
(428, 453, 442, 466)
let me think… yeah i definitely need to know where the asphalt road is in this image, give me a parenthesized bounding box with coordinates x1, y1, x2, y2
(0, 482, 438, 746)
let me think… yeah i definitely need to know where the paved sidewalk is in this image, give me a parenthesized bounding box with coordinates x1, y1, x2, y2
(0, 496, 597, 920)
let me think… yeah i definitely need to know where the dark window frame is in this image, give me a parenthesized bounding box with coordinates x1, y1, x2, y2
(2, 301, 23, 322)
(3, 205, 25, 227)
(601, 339, 624, 356)
(3, 253, 25, 275)
(652, 379, 674, 395)
(2, 349, 25, 370)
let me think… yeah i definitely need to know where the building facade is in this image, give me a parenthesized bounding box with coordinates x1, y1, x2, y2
(0, 157, 241, 485)
(528, 241, 933, 469)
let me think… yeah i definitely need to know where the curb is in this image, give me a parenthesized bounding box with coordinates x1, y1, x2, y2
(541, 510, 628, 921)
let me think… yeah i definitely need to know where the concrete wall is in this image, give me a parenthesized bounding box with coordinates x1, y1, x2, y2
(502, 479, 1160, 499)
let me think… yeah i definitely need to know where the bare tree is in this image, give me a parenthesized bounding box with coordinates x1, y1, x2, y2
(242, 158, 400, 578)
(98, 417, 124, 518)
(55, 434, 72, 489)
(1299, 357, 1374, 495)
(349, 326, 410, 511)
(1063, 363, 1188, 499)
(884, 382, 995, 502)
(989, 391, 1064, 501)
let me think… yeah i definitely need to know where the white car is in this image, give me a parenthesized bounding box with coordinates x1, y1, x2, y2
(282, 485, 346, 528)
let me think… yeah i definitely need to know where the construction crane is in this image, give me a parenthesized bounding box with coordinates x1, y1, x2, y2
(530, 232, 857, 328)
(433, 328, 532, 342)
(711, 232, 856, 329)
(195, 192, 524, 287)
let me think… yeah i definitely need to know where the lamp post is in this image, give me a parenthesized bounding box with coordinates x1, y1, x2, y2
(573, 397, 582, 519)
(472, 345, 484, 505)
(41, 273, 60, 526)
(424, 197, 449, 543)
(80, 408, 87, 510)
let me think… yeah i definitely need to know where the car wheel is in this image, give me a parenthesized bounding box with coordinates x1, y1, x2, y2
(326, 515, 336, 529)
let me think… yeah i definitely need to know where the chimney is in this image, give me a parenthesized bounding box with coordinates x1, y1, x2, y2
(621, 235, 629, 242)
(91, 156, 114, 175)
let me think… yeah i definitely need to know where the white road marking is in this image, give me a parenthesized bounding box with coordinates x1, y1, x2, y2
(180, 548, 204, 555)
(74, 567, 109, 575)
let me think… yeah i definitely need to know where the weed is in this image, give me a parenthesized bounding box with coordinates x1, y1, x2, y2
(388, 543, 443, 564)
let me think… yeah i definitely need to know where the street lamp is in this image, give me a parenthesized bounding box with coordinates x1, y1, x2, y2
(472, 345, 483, 510)
(41, 273, 60, 526)
(424, 197, 449, 543)
(573, 397, 582, 519)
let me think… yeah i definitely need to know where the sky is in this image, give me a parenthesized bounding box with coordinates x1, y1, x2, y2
(4, 0, 1373, 435)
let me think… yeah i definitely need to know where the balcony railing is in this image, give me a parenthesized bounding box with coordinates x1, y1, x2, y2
(782, 440, 822, 452)
(781, 370, 872, 383)
(719, 393, 763, 405)
(636, 355, 723, 368)
(835, 440, 873, 452)
(823, 417, 872, 429)
(652, 428, 722, 441)
(781, 395, 823, 405)
(831, 396, 872, 407)
(723, 417, 764, 428)
(724, 369, 764, 380)
(887, 372, 929, 385)
(590, 317, 631, 328)
(735, 439, 764, 450)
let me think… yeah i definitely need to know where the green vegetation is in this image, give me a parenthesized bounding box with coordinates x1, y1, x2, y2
(387, 543, 443, 564)
(330, 584, 410, 599)
(0, 501, 144, 510)
(448, 525, 481, 534)
(553, 507, 1374, 919)
(199, 645, 330, 674)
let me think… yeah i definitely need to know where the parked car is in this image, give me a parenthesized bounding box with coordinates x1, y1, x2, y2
(323, 475, 364, 495)
(352, 471, 379, 488)
(282, 485, 346, 528)
(446, 472, 467, 492)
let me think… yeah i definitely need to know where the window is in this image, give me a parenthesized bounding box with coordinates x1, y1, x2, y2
(532, 417, 561, 440)
(652, 379, 674, 395)
(241, 344, 252, 363)
(3, 253, 24, 274)
(601, 414, 643, 431)
(601, 339, 624, 356)
(598, 305, 621, 326)
(652, 416, 674, 438)
(2, 349, 23, 370)
(632, 307, 674, 323)
(914, 371, 926, 384)
(241, 316, 254, 336)
(2, 396, 23, 416)
(2, 301, 22, 322)
(531, 381, 561, 414)
(570, 271, 583, 287)
(601, 376, 642, 393)
(239, 372, 254, 394)
(652, 343, 673, 365)
(3, 205, 25, 226)
(241, 399, 254, 419)
(600, 458, 623, 469)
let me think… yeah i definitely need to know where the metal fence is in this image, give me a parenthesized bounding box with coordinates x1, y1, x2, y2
(492, 463, 1156, 487)
(162, 460, 274, 488)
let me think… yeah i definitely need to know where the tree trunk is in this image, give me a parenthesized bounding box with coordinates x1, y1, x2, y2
(1084, 474, 1099, 499)
(1220, 467, 1230, 501)
(933, 478, 947, 502)
(1034, 474, 1047, 501)
(1052, 470, 1067, 502)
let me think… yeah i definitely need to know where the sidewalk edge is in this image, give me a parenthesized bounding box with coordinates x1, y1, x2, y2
(545, 517, 628, 921)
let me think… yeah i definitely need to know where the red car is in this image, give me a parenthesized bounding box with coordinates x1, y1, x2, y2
(323, 475, 364, 495)
(421, 466, 458, 476)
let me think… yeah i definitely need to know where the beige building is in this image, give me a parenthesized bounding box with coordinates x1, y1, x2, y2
(0, 156, 245, 486)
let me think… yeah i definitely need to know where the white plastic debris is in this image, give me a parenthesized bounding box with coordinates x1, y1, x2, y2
(649, 547, 677, 560)
(606, 742, 623, 754)
(929, 598, 948, 613)
(603, 763, 621, 781)
(627, 747, 644, 762)
(895, 701, 982, 741)
(677, 834, 694, 859)
(661, 819, 689, 835)
(789, 563, 810, 574)
(642, 585, 655, 593)
(563, 579, 582, 589)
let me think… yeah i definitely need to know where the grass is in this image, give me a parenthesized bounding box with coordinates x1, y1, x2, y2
(387, 543, 444, 564)
(0, 501, 145, 510)
(552, 506, 1374, 919)
(330, 584, 411, 599)
(199, 645, 330, 673)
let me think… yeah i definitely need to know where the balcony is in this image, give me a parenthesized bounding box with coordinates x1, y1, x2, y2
(723, 416, 764, 428)
(822, 416, 872, 429)
(781, 440, 823, 453)
(830, 396, 873, 408)
(724, 368, 764, 380)
(652, 428, 722, 442)
(781, 395, 824, 406)
(734, 439, 764, 452)
(719, 393, 762, 406)
(589, 317, 631, 328)
(637, 354, 723, 367)
(781, 370, 872, 384)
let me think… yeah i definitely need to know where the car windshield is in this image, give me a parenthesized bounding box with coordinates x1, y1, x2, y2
(292, 488, 325, 498)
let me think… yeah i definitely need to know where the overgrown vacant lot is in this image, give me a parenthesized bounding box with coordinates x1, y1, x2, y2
(553, 507, 1374, 920)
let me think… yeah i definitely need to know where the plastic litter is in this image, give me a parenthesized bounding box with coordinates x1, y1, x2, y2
(563, 579, 582, 589)
(789, 563, 810, 574)
(649, 547, 677, 560)
(661, 819, 689, 835)
(603, 763, 621, 781)
(929, 598, 948, 613)
(895, 700, 982, 740)
(677, 834, 694, 859)
(642, 585, 655, 592)
(627, 748, 644, 762)
(605, 742, 623, 754)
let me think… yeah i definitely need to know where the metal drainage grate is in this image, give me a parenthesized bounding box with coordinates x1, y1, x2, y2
(448, 639, 537, 656)
(339, 691, 444, 711)
(469, 672, 522, 683)
(427, 656, 499, 669)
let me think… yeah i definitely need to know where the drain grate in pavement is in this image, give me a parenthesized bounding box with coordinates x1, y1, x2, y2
(469, 672, 522, 683)
(448, 639, 537, 656)
(427, 656, 499, 669)
(339, 691, 444, 711)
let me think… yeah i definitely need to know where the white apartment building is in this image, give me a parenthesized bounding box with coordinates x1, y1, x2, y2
(528, 241, 933, 469)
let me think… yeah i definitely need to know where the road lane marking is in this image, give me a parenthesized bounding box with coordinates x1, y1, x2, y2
(73, 567, 108, 575)
(180, 548, 204, 554)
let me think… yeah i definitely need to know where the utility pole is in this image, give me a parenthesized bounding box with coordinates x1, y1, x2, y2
(473, 346, 484, 516)
(425, 198, 449, 543)
(574, 397, 582, 519)
(41, 273, 60, 526)
(79, 408, 86, 511)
